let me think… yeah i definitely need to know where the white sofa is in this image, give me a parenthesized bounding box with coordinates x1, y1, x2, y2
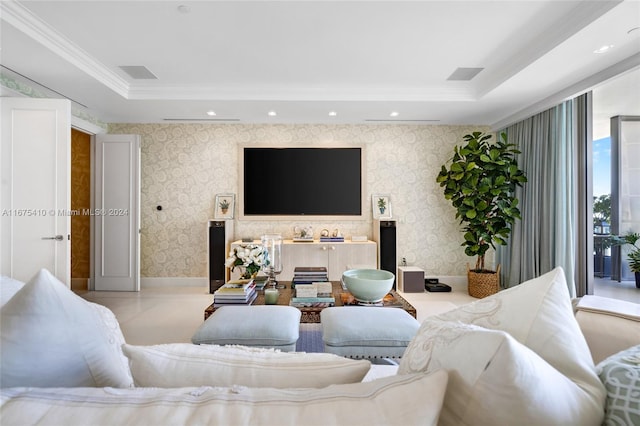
(1, 268, 639, 426)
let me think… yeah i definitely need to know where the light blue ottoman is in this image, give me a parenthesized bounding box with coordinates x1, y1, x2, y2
(192, 305, 301, 351)
(321, 307, 419, 360)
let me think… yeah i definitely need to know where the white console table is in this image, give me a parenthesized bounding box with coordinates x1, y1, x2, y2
(229, 239, 377, 281)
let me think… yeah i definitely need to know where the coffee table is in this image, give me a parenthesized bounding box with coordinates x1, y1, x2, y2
(204, 281, 417, 323)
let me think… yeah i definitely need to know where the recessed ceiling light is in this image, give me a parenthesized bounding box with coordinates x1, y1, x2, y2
(268, 111, 277, 117)
(328, 111, 337, 117)
(593, 45, 614, 54)
(390, 111, 399, 117)
(206, 110, 216, 116)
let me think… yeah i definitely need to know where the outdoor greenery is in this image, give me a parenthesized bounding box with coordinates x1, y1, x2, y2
(593, 194, 611, 227)
(436, 131, 527, 271)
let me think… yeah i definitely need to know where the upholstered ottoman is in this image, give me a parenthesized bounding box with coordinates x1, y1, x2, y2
(321, 307, 420, 360)
(192, 305, 301, 351)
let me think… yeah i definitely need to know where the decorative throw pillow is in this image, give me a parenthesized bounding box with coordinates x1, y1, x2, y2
(0, 269, 133, 388)
(88, 302, 133, 385)
(400, 319, 604, 425)
(0, 276, 25, 307)
(399, 267, 606, 426)
(0, 371, 448, 426)
(433, 268, 599, 383)
(122, 343, 371, 388)
(597, 344, 640, 426)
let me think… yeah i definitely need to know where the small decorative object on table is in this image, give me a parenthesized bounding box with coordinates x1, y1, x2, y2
(293, 226, 314, 242)
(225, 244, 265, 279)
(264, 288, 279, 305)
(342, 269, 394, 303)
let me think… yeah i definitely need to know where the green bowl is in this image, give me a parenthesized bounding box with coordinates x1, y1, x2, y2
(342, 269, 394, 303)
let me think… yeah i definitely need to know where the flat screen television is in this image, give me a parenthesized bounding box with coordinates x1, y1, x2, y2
(240, 147, 364, 219)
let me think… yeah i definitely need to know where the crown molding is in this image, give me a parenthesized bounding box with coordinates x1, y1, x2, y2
(1, 0, 130, 98)
(490, 52, 640, 131)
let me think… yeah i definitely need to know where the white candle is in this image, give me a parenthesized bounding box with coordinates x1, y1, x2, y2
(264, 288, 279, 305)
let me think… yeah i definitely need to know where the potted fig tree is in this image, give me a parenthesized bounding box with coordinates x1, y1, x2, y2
(436, 131, 527, 298)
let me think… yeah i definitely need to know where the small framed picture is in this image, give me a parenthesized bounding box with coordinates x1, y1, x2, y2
(372, 194, 392, 219)
(214, 194, 235, 219)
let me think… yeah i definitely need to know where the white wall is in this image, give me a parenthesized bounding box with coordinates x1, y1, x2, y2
(108, 123, 491, 278)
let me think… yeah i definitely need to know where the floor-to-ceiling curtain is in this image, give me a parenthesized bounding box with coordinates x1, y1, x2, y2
(496, 100, 578, 297)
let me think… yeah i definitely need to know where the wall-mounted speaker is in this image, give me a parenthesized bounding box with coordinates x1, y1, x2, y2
(208, 220, 234, 294)
(374, 219, 397, 288)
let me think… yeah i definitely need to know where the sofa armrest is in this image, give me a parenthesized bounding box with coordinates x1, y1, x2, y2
(575, 295, 640, 364)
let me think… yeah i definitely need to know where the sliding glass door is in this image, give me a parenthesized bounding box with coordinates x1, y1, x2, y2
(611, 116, 640, 281)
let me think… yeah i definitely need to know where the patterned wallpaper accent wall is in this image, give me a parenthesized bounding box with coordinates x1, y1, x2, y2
(108, 123, 491, 278)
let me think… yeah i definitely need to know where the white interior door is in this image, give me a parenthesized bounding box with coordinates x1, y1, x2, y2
(94, 134, 140, 291)
(0, 98, 71, 285)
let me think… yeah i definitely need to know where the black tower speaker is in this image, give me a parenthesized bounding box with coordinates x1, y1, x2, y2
(375, 219, 397, 288)
(208, 220, 229, 294)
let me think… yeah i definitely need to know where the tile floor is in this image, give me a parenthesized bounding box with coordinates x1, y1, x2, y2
(78, 277, 639, 346)
(593, 277, 640, 304)
(80, 286, 213, 346)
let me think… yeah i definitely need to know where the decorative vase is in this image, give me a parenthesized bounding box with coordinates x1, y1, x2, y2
(467, 264, 500, 298)
(241, 270, 258, 280)
(261, 234, 283, 288)
(635, 272, 640, 289)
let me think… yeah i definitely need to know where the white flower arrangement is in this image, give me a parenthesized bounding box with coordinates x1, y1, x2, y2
(225, 244, 265, 278)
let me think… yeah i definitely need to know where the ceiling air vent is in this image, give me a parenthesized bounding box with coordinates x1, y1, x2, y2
(364, 119, 440, 123)
(119, 66, 158, 80)
(447, 67, 484, 81)
(163, 118, 241, 122)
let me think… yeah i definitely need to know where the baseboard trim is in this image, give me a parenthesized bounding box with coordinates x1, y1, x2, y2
(141, 277, 208, 288)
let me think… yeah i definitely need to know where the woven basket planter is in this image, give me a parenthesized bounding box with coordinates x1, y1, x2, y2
(467, 264, 500, 298)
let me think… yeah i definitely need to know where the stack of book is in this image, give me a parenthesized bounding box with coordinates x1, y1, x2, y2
(213, 279, 257, 307)
(290, 281, 335, 308)
(252, 276, 268, 291)
(292, 266, 328, 288)
(319, 236, 344, 242)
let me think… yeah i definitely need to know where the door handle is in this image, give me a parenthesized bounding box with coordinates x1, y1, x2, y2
(42, 235, 64, 241)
